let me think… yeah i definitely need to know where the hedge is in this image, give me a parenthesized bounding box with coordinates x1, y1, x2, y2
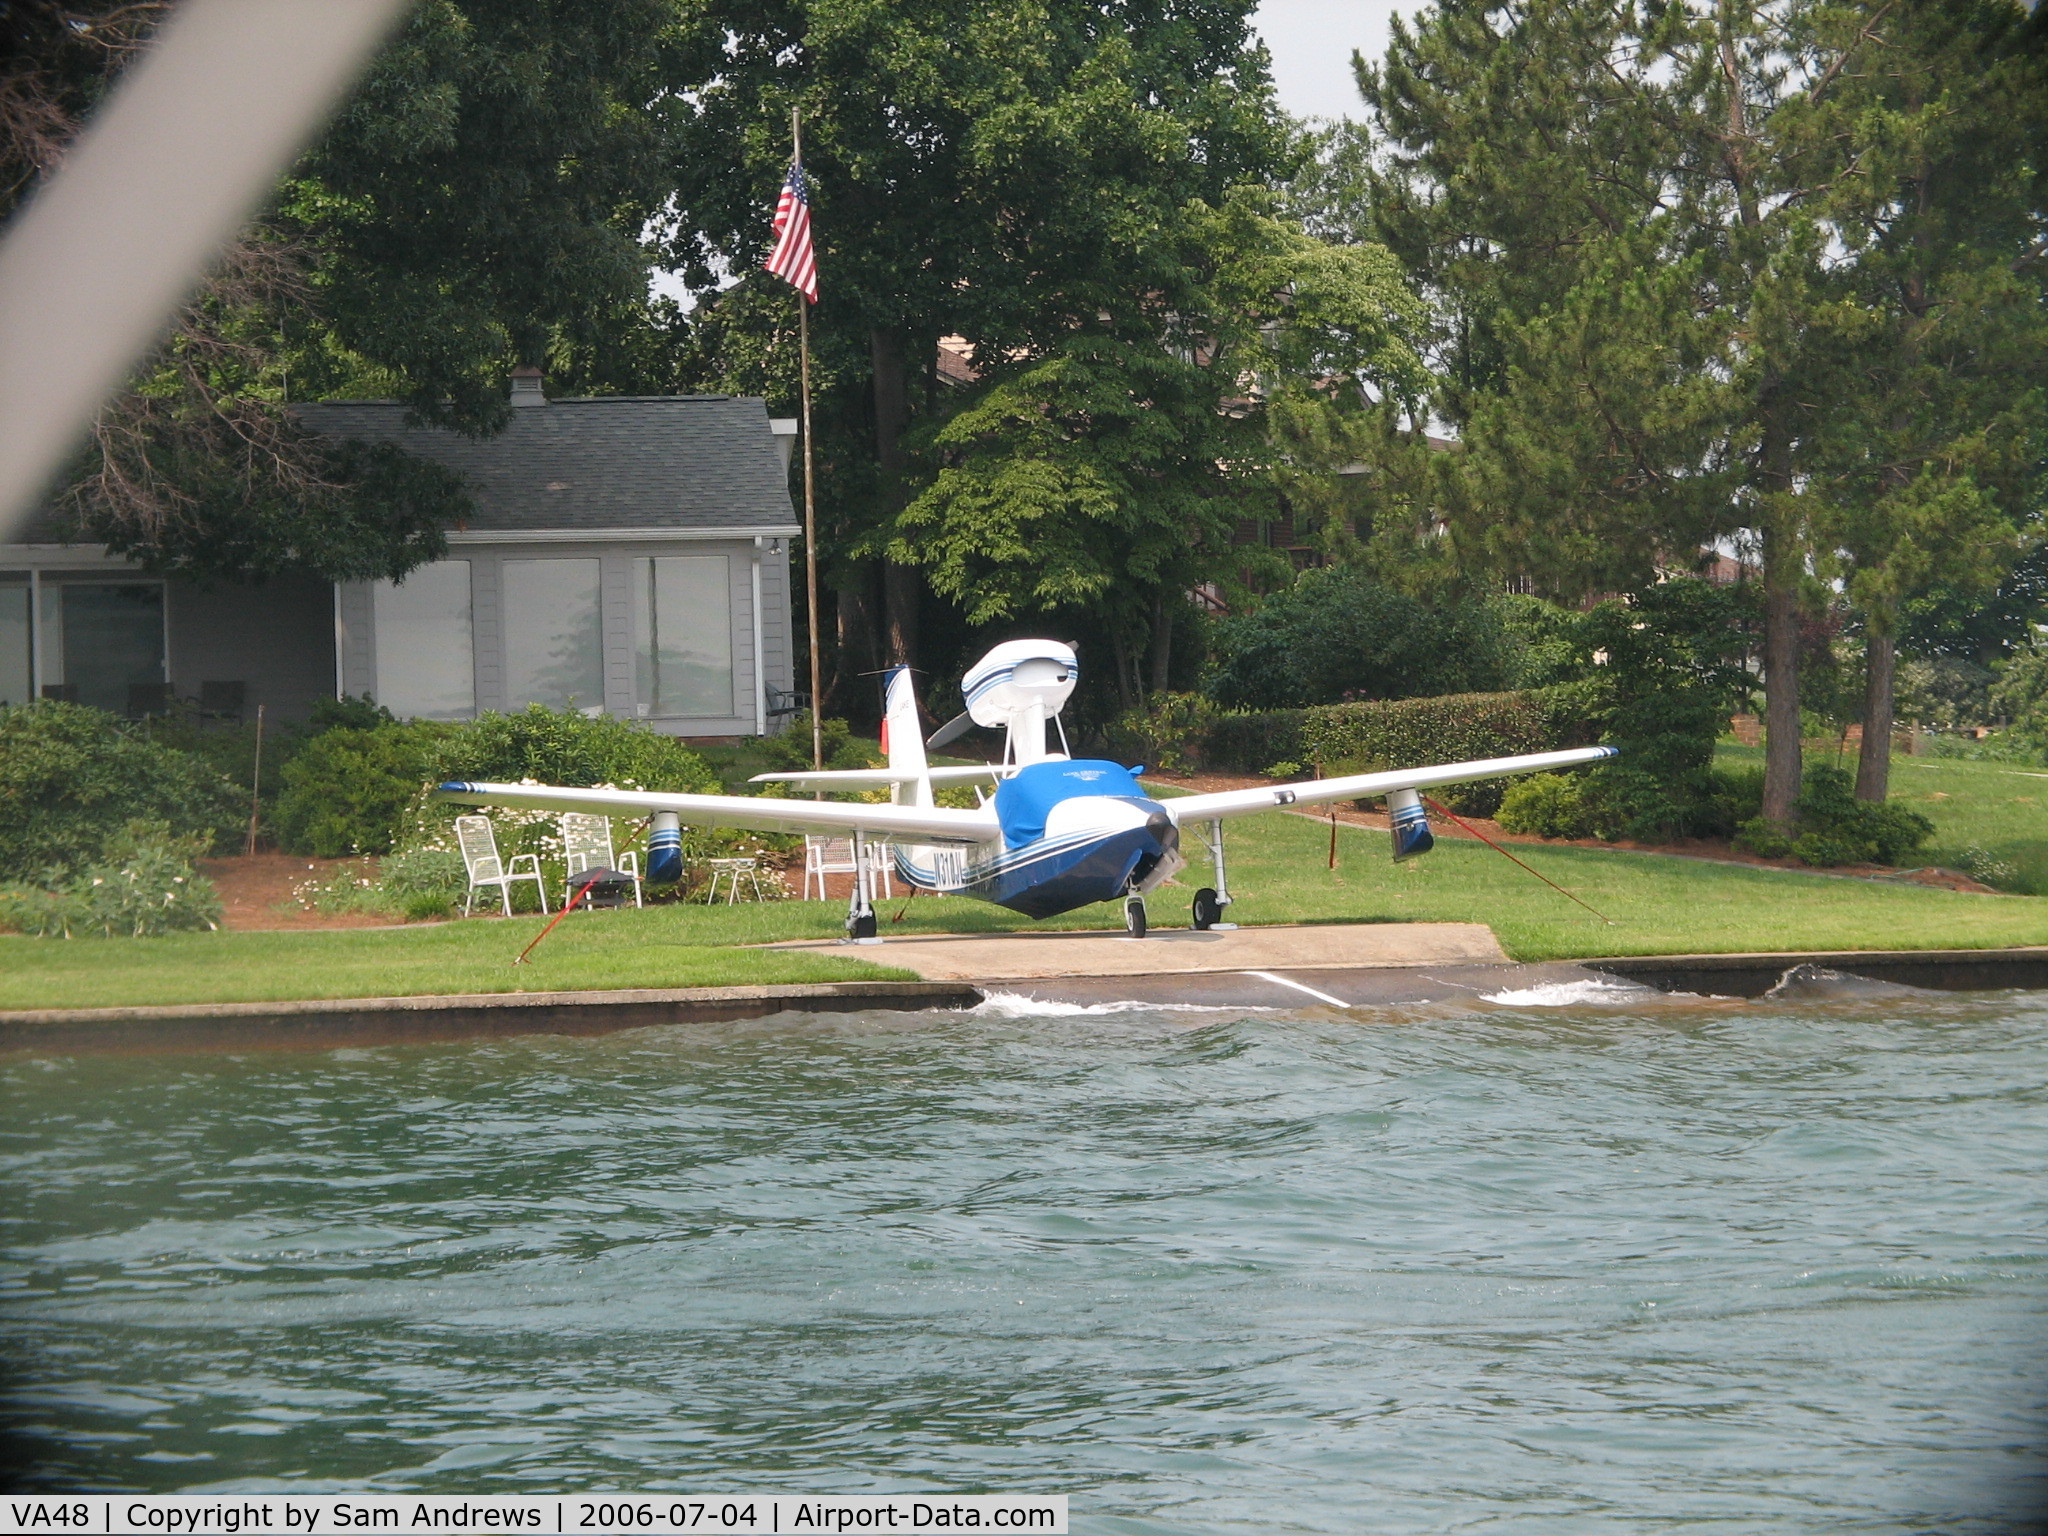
(1100, 685, 1603, 805)
(1203, 708, 1308, 774)
(1299, 686, 1602, 815)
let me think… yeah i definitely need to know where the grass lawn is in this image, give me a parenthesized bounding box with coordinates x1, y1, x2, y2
(1716, 741, 2048, 894)
(4, 761, 2044, 1011)
(0, 912, 919, 1013)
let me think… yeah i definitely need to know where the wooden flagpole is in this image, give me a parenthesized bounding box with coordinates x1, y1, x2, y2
(793, 106, 823, 773)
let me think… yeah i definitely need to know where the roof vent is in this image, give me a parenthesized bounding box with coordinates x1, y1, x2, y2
(510, 366, 547, 407)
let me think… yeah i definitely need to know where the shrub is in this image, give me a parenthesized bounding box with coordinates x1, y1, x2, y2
(0, 820, 222, 939)
(1927, 731, 2046, 765)
(1103, 692, 1220, 775)
(1204, 567, 1517, 710)
(275, 706, 721, 861)
(400, 707, 731, 901)
(1496, 773, 1587, 838)
(760, 712, 875, 772)
(0, 702, 244, 871)
(308, 694, 397, 734)
(1733, 765, 1933, 867)
(450, 705, 718, 791)
(375, 846, 468, 920)
(1701, 765, 1765, 835)
(273, 721, 455, 857)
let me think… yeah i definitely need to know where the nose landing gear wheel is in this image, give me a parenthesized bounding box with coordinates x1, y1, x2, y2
(1191, 888, 1222, 930)
(1123, 894, 1147, 938)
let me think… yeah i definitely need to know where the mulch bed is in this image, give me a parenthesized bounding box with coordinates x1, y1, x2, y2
(198, 853, 402, 932)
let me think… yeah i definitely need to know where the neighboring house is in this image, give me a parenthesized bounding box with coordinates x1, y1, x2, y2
(0, 376, 801, 739)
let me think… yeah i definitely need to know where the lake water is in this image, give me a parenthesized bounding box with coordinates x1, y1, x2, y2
(1, 984, 2045, 1532)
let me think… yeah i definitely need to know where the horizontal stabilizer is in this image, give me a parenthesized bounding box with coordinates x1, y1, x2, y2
(749, 765, 1005, 788)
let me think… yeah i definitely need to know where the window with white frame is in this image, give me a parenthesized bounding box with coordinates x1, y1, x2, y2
(632, 555, 733, 717)
(372, 560, 475, 719)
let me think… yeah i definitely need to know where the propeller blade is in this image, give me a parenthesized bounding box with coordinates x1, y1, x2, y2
(927, 710, 977, 751)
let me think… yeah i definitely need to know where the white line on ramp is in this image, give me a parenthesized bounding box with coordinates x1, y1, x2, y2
(1242, 971, 1350, 1008)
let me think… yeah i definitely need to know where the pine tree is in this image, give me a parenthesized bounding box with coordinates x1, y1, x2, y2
(1355, 0, 2016, 824)
(1793, 0, 2048, 801)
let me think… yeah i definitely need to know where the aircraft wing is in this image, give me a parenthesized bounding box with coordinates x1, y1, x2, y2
(433, 781, 1001, 844)
(748, 766, 1005, 788)
(1161, 747, 1618, 822)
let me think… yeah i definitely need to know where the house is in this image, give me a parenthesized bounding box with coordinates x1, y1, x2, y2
(0, 376, 802, 739)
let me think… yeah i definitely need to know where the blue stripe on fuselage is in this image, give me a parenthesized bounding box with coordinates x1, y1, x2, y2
(893, 796, 1175, 918)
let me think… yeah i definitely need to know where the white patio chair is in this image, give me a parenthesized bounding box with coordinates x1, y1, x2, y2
(454, 814, 549, 917)
(560, 812, 642, 909)
(802, 835, 892, 901)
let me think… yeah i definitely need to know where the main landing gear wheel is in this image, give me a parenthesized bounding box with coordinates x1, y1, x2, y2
(1191, 888, 1223, 931)
(1123, 894, 1147, 938)
(847, 910, 878, 941)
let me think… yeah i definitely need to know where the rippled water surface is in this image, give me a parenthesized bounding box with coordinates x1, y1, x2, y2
(2, 988, 2046, 1532)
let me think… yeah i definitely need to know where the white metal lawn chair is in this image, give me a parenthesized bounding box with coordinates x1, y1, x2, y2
(454, 814, 550, 917)
(560, 812, 642, 909)
(802, 835, 892, 901)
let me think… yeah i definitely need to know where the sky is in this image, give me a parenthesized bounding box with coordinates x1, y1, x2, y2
(1250, 0, 1411, 120)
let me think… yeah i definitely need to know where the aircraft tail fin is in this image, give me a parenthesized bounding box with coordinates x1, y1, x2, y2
(881, 665, 932, 807)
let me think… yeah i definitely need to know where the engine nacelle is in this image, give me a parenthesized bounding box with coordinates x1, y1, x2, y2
(1388, 787, 1434, 861)
(963, 639, 1078, 729)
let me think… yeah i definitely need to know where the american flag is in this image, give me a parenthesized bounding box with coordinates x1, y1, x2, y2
(764, 160, 817, 303)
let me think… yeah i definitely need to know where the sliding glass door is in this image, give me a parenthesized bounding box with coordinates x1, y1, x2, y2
(45, 583, 165, 713)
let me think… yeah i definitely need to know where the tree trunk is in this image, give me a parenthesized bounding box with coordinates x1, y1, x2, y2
(869, 325, 919, 669)
(1107, 626, 1138, 714)
(1147, 591, 1175, 696)
(1760, 559, 1804, 826)
(831, 565, 881, 713)
(882, 562, 919, 670)
(1855, 628, 1897, 803)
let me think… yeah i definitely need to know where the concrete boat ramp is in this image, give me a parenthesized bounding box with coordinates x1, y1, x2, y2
(768, 921, 1565, 1010)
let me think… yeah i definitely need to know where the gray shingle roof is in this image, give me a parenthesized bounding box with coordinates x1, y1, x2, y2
(297, 394, 797, 534)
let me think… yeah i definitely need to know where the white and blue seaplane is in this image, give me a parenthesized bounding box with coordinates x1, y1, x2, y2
(434, 640, 1615, 941)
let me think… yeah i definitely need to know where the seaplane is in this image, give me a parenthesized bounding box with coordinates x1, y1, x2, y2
(433, 640, 1616, 941)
